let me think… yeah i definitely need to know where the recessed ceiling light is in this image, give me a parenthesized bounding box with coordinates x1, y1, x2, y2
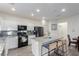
(61, 8, 66, 12)
(31, 13, 34, 16)
(36, 9, 40, 12)
(11, 7, 16, 11)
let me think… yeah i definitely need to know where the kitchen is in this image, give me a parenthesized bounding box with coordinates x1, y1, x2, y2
(0, 10, 47, 56)
(0, 3, 79, 56)
(0, 12, 65, 56)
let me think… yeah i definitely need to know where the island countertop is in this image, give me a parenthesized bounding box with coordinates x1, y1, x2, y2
(33, 36, 63, 45)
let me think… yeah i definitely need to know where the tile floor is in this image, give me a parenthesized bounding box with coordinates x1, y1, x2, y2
(8, 45, 33, 56)
(68, 46, 79, 56)
(7, 45, 79, 56)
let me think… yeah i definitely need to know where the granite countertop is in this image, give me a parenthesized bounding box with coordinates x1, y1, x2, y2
(33, 36, 63, 45)
(34, 37, 49, 43)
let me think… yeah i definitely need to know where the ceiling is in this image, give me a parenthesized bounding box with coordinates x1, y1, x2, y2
(0, 3, 79, 21)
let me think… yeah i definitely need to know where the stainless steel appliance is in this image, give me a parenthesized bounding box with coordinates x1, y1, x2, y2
(34, 27, 44, 37)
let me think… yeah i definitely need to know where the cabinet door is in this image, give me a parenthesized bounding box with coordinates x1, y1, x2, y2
(28, 35, 35, 45)
(31, 39, 39, 56)
(6, 36, 18, 49)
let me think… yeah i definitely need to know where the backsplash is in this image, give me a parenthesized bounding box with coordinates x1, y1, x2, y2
(0, 30, 17, 37)
(0, 30, 35, 37)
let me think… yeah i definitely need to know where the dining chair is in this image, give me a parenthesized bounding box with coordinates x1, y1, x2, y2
(67, 34, 77, 46)
(77, 36, 79, 51)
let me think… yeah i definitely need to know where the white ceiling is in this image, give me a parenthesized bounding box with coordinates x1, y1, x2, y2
(0, 3, 79, 21)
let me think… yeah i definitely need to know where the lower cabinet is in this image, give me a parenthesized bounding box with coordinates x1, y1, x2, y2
(5, 36, 18, 55)
(6, 36, 18, 49)
(28, 35, 35, 45)
(31, 39, 48, 56)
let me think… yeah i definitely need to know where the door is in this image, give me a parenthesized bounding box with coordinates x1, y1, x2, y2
(58, 22, 68, 39)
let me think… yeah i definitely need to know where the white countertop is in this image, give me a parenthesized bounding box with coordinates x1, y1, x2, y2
(33, 36, 63, 44)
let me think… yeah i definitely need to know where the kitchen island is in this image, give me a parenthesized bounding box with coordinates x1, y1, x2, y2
(31, 36, 66, 56)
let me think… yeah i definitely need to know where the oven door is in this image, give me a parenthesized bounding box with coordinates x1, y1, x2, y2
(18, 36, 28, 48)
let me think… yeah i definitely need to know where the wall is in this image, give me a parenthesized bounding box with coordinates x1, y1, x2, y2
(48, 20, 59, 39)
(57, 15, 79, 39)
(48, 15, 79, 40)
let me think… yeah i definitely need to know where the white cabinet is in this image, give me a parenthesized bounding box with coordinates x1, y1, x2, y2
(31, 39, 48, 56)
(6, 36, 18, 49)
(5, 36, 18, 55)
(31, 37, 49, 56)
(28, 35, 35, 45)
(0, 40, 5, 56)
(31, 39, 39, 56)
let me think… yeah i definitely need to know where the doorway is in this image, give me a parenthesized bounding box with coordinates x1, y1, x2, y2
(58, 22, 68, 39)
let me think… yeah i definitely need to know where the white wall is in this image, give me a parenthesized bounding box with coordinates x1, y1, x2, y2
(48, 15, 79, 40)
(48, 20, 59, 39)
(57, 15, 79, 39)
